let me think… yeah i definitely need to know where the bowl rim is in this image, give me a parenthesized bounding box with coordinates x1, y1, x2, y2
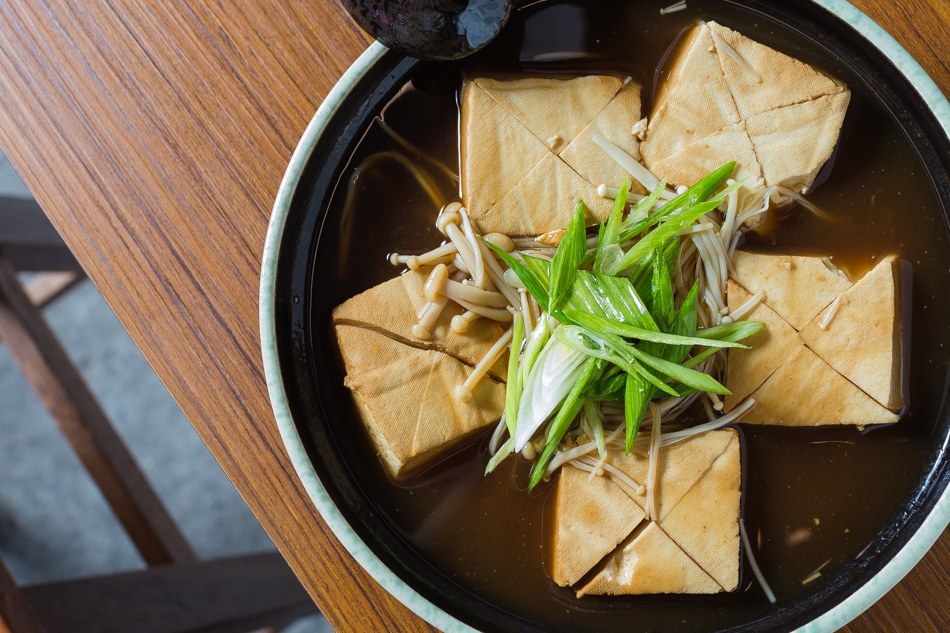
(260, 2, 950, 631)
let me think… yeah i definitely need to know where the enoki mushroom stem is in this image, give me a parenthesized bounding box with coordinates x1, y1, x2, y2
(412, 268, 464, 340)
(390, 242, 458, 270)
(451, 310, 481, 333)
(438, 203, 498, 293)
(455, 327, 514, 402)
(424, 263, 508, 307)
(412, 295, 450, 340)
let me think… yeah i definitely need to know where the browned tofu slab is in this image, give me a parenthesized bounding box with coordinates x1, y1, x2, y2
(647, 123, 764, 192)
(578, 522, 720, 596)
(332, 272, 509, 477)
(605, 429, 735, 523)
(332, 269, 507, 380)
(552, 466, 645, 587)
(745, 92, 851, 189)
(560, 80, 645, 187)
(742, 345, 898, 426)
(645, 25, 740, 161)
(461, 75, 645, 236)
(725, 252, 901, 426)
(714, 23, 843, 118)
(800, 256, 900, 409)
(642, 21, 849, 192)
(724, 280, 804, 411)
(335, 324, 505, 477)
(553, 430, 740, 595)
(731, 251, 852, 331)
(660, 437, 741, 590)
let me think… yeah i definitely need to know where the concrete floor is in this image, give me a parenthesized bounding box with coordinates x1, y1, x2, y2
(0, 155, 332, 632)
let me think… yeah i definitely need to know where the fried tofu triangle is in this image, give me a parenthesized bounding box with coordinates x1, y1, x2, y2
(552, 430, 741, 596)
(642, 21, 850, 193)
(461, 75, 646, 236)
(800, 256, 901, 409)
(333, 269, 507, 379)
(333, 271, 507, 478)
(726, 253, 902, 425)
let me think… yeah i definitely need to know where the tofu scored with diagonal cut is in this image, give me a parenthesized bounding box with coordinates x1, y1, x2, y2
(722, 279, 804, 412)
(333, 271, 507, 478)
(800, 255, 901, 409)
(725, 253, 901, 425)
(461, 75, 646, 236)
(333, 269, 508, 380)
(731, 252, 851, 332)
(642, 21, 850, 193)
(552, 430, 741, 596)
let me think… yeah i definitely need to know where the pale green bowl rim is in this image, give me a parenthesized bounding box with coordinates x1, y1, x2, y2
(260, 2, 950, 631)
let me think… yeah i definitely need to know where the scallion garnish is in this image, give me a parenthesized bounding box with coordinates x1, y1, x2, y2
(486, 163, 763, 492)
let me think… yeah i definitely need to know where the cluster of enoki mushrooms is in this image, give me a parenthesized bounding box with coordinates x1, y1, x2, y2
(384, 135, 826, 516)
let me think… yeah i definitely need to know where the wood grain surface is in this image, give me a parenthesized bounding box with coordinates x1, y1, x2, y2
(0, 1, 945, 631)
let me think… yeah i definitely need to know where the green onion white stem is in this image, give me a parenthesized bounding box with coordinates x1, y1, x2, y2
(645, 403, 663, 520)
(489, 413, 508, 454)
(597, 184, 666, 211)
(514, 338, 589, 450)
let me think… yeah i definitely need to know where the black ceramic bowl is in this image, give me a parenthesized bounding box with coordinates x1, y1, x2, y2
(261, 1, 950, 630)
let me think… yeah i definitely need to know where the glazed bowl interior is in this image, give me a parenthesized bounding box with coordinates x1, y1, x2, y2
(263, 1, 950, 631)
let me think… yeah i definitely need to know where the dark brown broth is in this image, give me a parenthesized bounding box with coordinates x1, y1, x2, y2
(316, 0, 950, 630)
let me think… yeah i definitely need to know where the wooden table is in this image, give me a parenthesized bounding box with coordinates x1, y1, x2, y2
(0, 1, 946, 631)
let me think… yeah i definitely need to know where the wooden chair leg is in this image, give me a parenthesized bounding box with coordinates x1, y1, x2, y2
(23, 271, 83, 309)
(0, 271, 85, 345)
(15, 553, 319, 633)
(0, 249, 195, 565)
(0, 558, 45, 633)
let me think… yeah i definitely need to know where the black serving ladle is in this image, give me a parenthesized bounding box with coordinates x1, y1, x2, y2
(338, 0, 516, 60)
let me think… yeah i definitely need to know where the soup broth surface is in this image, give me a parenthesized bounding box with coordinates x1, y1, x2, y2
(311, 1, 950, 630)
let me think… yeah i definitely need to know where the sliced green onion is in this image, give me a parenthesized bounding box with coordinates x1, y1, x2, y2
(613, 199, 721, 273)
(695, 320, 766, 341)
(505, 312, 525, 437)
(485, 242, 550, 312)
(515, 337, 588, 451)
(628, 341, 730, 395)
(562, 271, 657, 330)
(595, 178, 629, 274)
(583, 400, 606, 456)
(625, 373, 650, 452)
(685, 320, 765, 368)
(561, 310, 746, 350)
(617, 162, 735, 245)
(669, 280, 700, 364)
(520, 315, 551, 383)
(650, 247, 675, 331)
(549, 201, 588, 311)
(528, 358, 601, 490)
(485, 437, 515, 474)
(554, 325, 678, 397)
(620, 179, 667, 236)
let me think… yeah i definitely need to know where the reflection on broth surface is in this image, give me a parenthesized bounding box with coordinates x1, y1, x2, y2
(311, 0, 950, 630)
